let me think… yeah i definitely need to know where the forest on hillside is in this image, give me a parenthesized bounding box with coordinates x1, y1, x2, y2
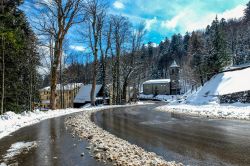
(0, 0, 250, 112)
(57, 1, 250, 100)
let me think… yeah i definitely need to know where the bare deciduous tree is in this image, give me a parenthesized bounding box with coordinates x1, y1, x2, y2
(121, 23, 146, 102)
(34, 0, 82, 109)
(98, 17, 112, 104)
(111, 15, 131, 104)
(83, 0, 107, 106)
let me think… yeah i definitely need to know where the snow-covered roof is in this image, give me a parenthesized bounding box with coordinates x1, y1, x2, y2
(40, 83, 83, 91)
(74, 84, 102, 103)
(63, 83, 83, 90)
(186, 67, 250, 104)
(143, 79, 171, 85)
(170, 60, 179, 68)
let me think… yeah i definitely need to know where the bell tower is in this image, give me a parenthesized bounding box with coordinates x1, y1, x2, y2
(170, 60, 180, 95)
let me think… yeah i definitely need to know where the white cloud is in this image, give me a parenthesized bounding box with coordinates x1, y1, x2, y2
(218, 4, 245, 20)
(161, 12, 185, 30)
(69, 45, 86, 52)
(145, 17, 157, 31)
(113, 1, 125, 9)
(161, 4, 246, 33)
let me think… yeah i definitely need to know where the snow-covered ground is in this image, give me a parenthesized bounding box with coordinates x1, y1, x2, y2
(156, 103, 250, 120)
(186, 67, 250, 104)
(156, 67, 250, 120)
(0, 108, 91, 140)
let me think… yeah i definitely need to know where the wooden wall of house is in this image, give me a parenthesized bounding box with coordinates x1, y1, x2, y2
(143, 83, 170, 95)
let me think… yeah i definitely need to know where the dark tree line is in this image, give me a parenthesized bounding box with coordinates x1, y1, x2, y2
(0, 0, 40, 113)
(140, 1, 250, 89)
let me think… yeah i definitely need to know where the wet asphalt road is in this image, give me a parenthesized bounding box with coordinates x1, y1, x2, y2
(92, 104, 250, 166)
(0, 113, 105, 166)
(0, 104, 250, 166)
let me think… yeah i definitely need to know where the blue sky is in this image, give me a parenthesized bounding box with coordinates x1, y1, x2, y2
(21, 0, 249, 53)
(110, 0, 249, 43)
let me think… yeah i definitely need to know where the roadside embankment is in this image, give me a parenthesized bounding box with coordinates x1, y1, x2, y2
(155, 104, 250, 120)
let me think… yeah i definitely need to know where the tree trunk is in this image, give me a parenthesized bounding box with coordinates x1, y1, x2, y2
(60, 57, 63, 109)
(29, 72, 33, 112)
(99, 31, 109, 105)
(112, 60, 117, 104)
(1, 34, 5, 115)
(50, 64, 58, 110)
(90, 17, 98, 106)
(90, 55, 97, 106)
(198, 66, 204, 86)
(116, 49, 121, 104)
(122, 79, 128, 103)
(101, 55, 106, 104)
(50, 40, 62, 110)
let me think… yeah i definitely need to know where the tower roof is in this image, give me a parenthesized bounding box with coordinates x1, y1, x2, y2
(170, 60, 180, 68)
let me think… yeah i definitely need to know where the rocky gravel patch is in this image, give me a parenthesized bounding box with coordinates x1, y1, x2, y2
(65, 105, 183, 166)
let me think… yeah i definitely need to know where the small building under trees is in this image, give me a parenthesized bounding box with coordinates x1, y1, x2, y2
(143, 79, 171, 95)
(39, 83, 82, 109)
(73, 84, 107, 108)
(142, 61, 181, 95)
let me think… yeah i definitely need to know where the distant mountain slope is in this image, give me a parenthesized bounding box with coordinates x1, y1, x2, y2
(186, 67, 250, 104)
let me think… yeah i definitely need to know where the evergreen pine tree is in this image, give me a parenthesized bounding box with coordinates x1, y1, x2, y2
(0, 0, 40, 113)
(208, 16, 229, 75)
(183, 32, 190, 55)
(189, 32, 206, 85)
(244, 1, 250, 22)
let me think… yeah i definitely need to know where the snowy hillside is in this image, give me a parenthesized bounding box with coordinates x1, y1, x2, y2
(186, 67, 250, 104)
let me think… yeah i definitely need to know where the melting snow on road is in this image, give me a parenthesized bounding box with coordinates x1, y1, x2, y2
(2, 141, 37, 161)
(0, 108, 87, 139)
